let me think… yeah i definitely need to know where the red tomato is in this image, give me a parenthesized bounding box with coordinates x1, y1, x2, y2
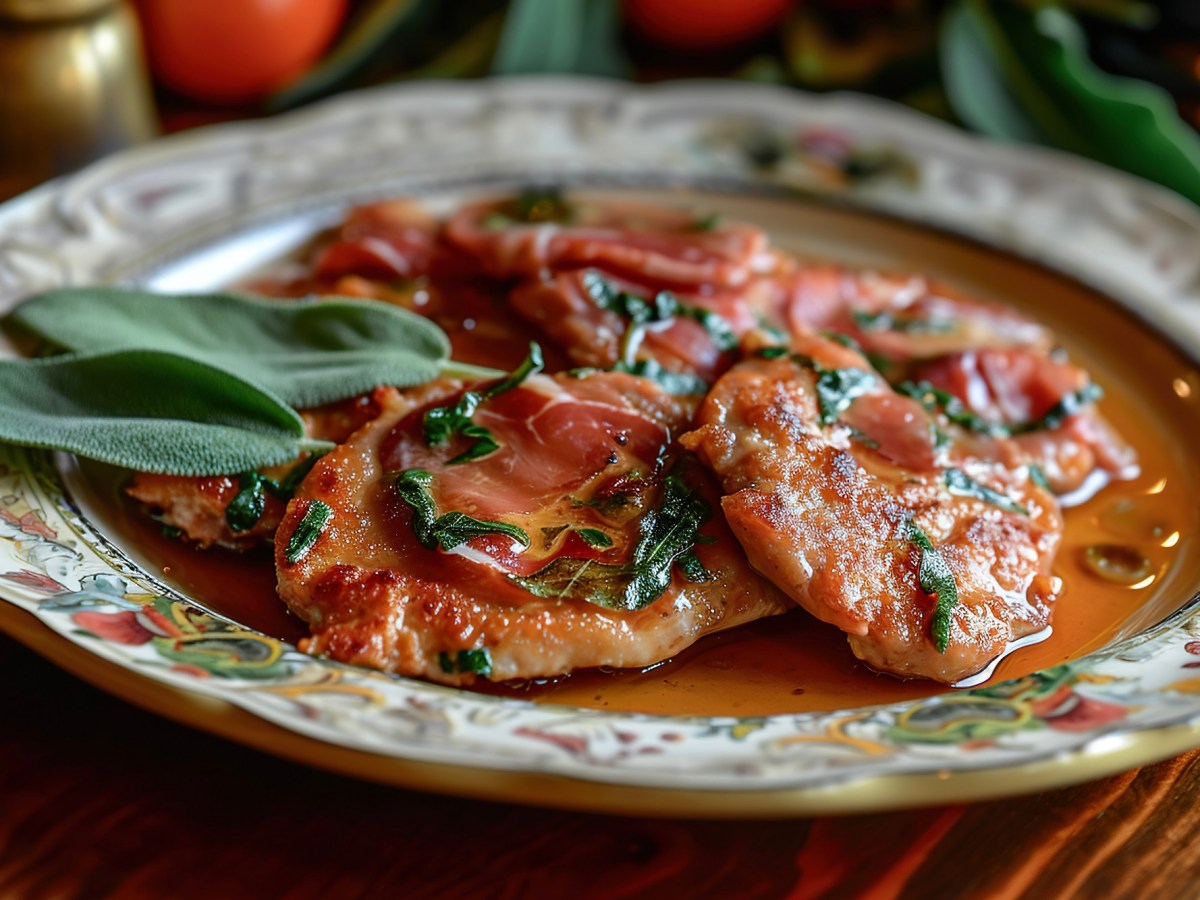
(135, 0, 347, 105)
(623, 0, 794, 51)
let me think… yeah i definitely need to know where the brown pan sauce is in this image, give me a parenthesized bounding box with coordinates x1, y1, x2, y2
(71, 194, 1200, 718)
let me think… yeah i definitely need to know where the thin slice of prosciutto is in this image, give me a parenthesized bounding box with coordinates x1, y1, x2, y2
(275, 372, 791, 685)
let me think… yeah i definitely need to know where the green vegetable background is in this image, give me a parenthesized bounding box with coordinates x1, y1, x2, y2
(251, 0, 1200, 206)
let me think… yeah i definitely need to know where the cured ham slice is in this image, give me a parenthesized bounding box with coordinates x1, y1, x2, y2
(312, 199, 442, 282)
(910, 348, 1136, 496)
(508, 268, 771, 383)
(783, 267, 1054, 373)
(681, 331, 1064, 684)
(444, 195, 773, 288)
(275, 373, 791, 685)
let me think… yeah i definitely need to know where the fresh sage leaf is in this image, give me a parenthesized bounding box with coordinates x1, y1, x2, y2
(285, 500, 333, 564)
(943, 467, 1029, 515)
(395, 468, 530, 552)
(5, 288, 476, 409)
(901, 519, 960, 653)
(0, 350, 331, 476)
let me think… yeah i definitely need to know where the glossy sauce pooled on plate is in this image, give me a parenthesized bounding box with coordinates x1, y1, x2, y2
(105, 190, 1200, 716)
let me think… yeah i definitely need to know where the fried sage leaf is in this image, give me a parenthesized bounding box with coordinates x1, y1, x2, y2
(901, 519, 960, 654)
(0, 350, 331, 476)
(285, 500, 333, 564)
(395, 469, 531, 552)
(511, 475, 713, 611)
(582, 271, 738, 365)
(943, 467, 1029, 515)
(423, 343, 544, 463)
(5, 288, 496, 409)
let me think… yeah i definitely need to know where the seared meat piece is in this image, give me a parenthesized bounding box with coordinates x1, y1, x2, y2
(126, 391, 389, 550)
(275, 373, 791, 685)
(681, 332, 1064, 684)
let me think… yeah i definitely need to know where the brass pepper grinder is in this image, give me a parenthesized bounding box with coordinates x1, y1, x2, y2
(0, 0, 158, 200)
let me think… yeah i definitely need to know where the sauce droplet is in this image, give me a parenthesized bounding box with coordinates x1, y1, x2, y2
(1081, 544, 1152, 585)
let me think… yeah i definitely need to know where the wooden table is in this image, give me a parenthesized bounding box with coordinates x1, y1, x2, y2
(3, 633, 1200, 898)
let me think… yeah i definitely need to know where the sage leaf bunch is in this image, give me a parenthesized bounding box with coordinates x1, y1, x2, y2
(0, 287, 494, 475)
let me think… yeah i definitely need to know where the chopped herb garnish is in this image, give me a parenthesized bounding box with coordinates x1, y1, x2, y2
(581, 271, 737, 365)
(284, 500, 332, 564)
(755, 346, 790, 360)
(508, 557, 629, 607)
(161, 524, 183, 539)
(678, 305, 737, 352)
(943, 467, 1028, 515)
(754, 348, 876, 424)
(438, 648, 493, 676)
(512, 474, 713, 610)
(226, 472, 269, 533)
(612, 359, 709, 395)
(1009, 383, 1103, 435)
(901, 519, 959, 653)
(1028, 464, 1052, 492)
(692, 212, 722, 231)
(395, 469, 530, 552)
(575, 528, 613, 549)
(225, 454, 326, 533)
(899, 380, 1102, 438)
(811, 365, 877, 426)
(852, 310, 955, 334)
(676, 550, 714, 583)
(896, 380, 1006, 437)
(423, 343, 543, 464)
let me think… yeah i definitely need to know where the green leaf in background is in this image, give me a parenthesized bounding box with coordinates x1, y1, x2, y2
(4, 288, 492, 409)
(941, 0, 1200, 204)
(0, 350, 331, 476)
(267, 0, 437, 111)
(491, 0, 629, 78)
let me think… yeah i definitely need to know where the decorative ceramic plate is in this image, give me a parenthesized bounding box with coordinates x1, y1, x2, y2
(2, 78, 1199, 818)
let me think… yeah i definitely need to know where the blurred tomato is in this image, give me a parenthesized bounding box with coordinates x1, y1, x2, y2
(136, 0, 347, 105)
(623, 0, 793, 51)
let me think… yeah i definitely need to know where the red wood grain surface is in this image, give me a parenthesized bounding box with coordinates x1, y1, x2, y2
(3, 632, 1200, 899)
